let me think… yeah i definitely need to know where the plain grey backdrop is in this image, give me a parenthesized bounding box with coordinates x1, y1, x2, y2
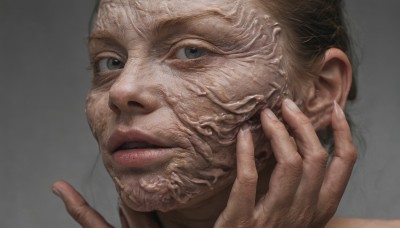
(1, 0, 399, 227)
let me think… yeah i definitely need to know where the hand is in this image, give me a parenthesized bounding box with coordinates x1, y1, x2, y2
(215, 99, 357, 228)
(52, 181, 160, 228)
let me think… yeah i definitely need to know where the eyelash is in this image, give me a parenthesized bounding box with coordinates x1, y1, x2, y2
(167, 39, 221, 62)
(91, 52, 125, 74)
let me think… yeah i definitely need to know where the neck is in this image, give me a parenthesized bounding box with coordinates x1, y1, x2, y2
(157, 186, 231, 228)
(156, 160, 275, 228)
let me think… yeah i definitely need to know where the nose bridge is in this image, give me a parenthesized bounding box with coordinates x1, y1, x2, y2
(113, 58, 148, 92)
(108, 58, 159, 115)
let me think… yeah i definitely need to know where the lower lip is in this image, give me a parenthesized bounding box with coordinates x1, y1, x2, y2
(112, 148, 173, 168)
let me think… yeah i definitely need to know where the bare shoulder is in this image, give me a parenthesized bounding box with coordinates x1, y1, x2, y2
(327, 217, 400, 228)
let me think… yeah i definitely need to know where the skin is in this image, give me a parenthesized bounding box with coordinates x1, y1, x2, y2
(87, 0, 288, 213)
(49, 0, 389, 227)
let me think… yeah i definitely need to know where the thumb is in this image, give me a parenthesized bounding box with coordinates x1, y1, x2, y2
(52, 180, 113, 228)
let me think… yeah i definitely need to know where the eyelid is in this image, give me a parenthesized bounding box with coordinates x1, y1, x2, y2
(91, 51, 126, 73)
(165, 38, 223, 61)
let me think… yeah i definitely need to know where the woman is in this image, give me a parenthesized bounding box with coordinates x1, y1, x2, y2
(51, 0, 395, 227)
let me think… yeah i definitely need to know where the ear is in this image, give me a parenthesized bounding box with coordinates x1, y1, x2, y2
(303, 48, 352, 130)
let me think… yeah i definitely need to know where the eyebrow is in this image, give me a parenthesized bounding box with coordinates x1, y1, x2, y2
(154, 9, 234, 31)
(89, 7, 235, 42)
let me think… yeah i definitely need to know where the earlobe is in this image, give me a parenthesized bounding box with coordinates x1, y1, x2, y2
(304, 48, 352, 130)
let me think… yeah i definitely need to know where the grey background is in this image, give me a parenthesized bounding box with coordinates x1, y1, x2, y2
(1, 0, 399, 227)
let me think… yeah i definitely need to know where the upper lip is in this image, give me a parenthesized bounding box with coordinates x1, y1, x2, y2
(107, 128, 168, 153)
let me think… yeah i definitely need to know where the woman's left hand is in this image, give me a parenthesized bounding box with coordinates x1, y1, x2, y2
(214, 99, 357, 228)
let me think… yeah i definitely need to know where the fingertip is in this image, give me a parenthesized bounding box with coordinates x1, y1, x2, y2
(262, 108, 279, 121)
(283, 98, 301, 113)
(260, 109, 280, 138)
(333, 101, 346, 121)
(332, 101, 350, 133)
(240, 123, 251, 135)
(51, 180, 65, 198)
(51, 180, 72, 200)
(52, 186, 62, 199)
(237, 124, 254, 148)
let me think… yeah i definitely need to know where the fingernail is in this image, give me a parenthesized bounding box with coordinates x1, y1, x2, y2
(263, 109, 278, 120)
(240, 123, 251, 134)
(284, 99, 300, 112)
(334, 101, 345, 119)
(52, 186, 62, 199)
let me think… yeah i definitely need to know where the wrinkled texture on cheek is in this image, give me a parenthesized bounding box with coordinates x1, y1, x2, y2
(167, 25, 288, 152)
(87, 0, 294, 213)
(86, 92, 111, 142)
(86, 88, 236, 212)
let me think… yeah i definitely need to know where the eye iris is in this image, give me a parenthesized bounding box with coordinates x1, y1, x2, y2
(107, 58, 123, 70)
(184, 47, 205, 59)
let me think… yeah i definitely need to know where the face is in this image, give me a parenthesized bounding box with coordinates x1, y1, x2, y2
(87, 0, 290, 212)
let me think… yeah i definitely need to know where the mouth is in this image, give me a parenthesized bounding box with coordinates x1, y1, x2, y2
(108, 129, 174, 168)
(108, 128, 169, 152)
(116, 141, 165, 152)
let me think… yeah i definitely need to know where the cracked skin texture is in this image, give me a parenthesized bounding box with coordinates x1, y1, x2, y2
(86, 0, 295, 213)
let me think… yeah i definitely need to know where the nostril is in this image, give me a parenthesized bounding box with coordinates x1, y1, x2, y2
(108, 99, 121, 114)
(127, 101, 145, 109)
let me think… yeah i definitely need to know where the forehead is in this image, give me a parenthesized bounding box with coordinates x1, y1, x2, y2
(99, 0, 239, 13)
(94, 0, 253, 32)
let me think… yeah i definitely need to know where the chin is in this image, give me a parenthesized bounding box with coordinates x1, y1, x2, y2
(110, 163, 236, 212)
(119, 189, 185, 212)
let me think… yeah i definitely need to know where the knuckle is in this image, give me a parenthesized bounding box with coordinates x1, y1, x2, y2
(310, 150, 329, 165)
(68, 202, 90, 223)
(346, 146, 358, 164)
(237, 170, 258, 186)
(319, 150, 330, 163)
(339, 144, 358, 165)
(237, 218, 256, 228)
(322, 200, 340, 219)
(281, 154, 303, 170)
(297, 210, 315, 226)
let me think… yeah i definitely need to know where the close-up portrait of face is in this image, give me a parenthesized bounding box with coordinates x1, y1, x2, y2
(87, 0, 290, 212)
(1, 0, 400, 227)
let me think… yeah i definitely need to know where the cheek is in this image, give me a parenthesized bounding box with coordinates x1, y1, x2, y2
(166, 60, 289, 149)
(86, 92, 111, 144)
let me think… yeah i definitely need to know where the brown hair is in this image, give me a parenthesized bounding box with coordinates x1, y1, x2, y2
(259, 0, 357, 101)
(256, 0, 359, 150)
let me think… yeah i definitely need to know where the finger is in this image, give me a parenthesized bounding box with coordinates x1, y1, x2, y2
(282, 99, 327, 159)
(319, 102, 357, 213)
(216, 125, 257, 226)
(256, 108, 302, 213)
(52, 180, 113, 228)
(281, 99, 329, 199)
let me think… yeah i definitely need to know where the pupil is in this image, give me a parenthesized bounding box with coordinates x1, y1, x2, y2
(189, 48, 198, 54)
(185, 47, 204, 59)
(112, 59, 120, 65)
(108, 59, 122, 69)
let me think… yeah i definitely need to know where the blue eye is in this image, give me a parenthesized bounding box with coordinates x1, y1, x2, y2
(175, 47, 208, 60)
(96, 58, 125, 73)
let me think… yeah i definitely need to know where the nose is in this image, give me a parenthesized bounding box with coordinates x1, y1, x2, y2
(108, 63, 160, 115)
